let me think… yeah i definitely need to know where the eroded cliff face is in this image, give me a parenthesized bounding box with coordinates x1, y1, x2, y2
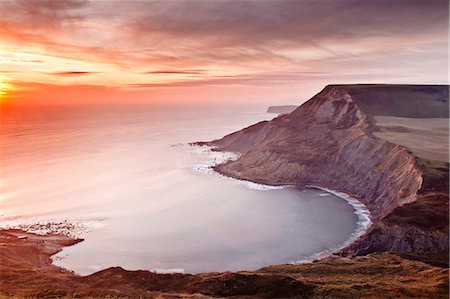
(1, 85, 448, 298)
(206, 85, 448, 259)
(210, 86, 422, 219)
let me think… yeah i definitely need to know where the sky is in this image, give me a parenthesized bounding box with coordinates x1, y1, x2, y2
(0, 0, 448, 106)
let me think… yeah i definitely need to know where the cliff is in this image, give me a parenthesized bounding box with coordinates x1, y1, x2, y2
(205, 84, 449, 264)
(2, 85, 448, 298)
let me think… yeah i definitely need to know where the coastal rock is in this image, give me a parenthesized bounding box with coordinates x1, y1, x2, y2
(205, 85, 449, 261)
(1, 84, 448, 298)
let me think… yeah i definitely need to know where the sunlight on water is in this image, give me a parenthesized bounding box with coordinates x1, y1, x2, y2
(0, 104, 358, 275)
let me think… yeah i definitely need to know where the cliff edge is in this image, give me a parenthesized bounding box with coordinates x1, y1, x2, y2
(204, 84, 449, 266)
(1, 85, 449, 298)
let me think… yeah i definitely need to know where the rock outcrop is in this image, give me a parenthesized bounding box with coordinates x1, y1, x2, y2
(204, 84, 449, 263)
(2, 85, 448, 298)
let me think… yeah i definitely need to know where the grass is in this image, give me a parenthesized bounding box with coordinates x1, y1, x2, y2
(337, 85, 449, 118)
(416, 157, 449, 193)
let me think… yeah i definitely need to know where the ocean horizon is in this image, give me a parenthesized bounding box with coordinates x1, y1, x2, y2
(0, 103, 360, 275)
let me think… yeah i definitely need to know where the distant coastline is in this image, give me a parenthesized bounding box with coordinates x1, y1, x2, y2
(266, 105, 298, 115)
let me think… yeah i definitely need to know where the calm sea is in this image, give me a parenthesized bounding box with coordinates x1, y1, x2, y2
(0, 104, 358, 275)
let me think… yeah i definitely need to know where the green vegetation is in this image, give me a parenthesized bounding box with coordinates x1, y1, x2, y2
(416, 157, 449, 193)
(336, 84, 449, 118)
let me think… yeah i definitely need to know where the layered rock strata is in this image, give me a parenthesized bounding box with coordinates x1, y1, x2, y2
(202, 85, 449, 262)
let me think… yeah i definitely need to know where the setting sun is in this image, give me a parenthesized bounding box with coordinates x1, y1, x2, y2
(0, 75, 15, 100)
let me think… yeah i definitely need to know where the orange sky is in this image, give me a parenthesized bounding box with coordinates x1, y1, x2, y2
(0, 0, 448, 106)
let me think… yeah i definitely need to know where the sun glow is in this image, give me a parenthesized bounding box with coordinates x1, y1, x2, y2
(0, 75, 16, 101)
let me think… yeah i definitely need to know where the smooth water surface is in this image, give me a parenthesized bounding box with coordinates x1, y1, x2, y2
(0, 104, 358, 275)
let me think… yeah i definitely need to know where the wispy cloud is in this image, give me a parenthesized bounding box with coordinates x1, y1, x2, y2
(143, 69, 206, 75)
(1, 0, 448, 104)
(124, 0, 448, 46)
(49, 71, 98, 76)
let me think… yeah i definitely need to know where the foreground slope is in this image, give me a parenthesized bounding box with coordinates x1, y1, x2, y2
(0, 230, 448, 298)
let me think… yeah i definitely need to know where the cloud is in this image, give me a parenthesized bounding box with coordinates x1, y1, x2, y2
(5, 0, 447, 64)
(1, 0, 448, 96)
(0, 0, 88, 27)
(49, 71, 97, 76)
(143, 69, 206, 75)
(112, 0, 449, 79)
(124, 0, 448, 47)
(0, 0, 89, 48)
(124, 71, 405, 89)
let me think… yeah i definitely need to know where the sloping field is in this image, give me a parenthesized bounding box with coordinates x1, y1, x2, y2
(373, 116, 448, 162)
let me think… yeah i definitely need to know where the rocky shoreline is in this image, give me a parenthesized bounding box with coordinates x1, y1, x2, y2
(189, 144, 373, 264)
(1, 84, 448, 298)
(203, 85, 449, 266)
(1, 229, 448, 298)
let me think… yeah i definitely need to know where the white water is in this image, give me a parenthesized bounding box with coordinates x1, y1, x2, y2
(0, 104, 360, 275)
(191, 146, 372, 264)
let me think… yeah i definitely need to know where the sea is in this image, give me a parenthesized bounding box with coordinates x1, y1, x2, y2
(0, 103, 367, 275)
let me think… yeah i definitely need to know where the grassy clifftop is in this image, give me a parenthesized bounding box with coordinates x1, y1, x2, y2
(336, 84, 449, 118)
(207, 84, 448, 267)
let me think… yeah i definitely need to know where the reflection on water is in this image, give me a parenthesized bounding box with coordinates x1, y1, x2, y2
(0, 104, 357, 275)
